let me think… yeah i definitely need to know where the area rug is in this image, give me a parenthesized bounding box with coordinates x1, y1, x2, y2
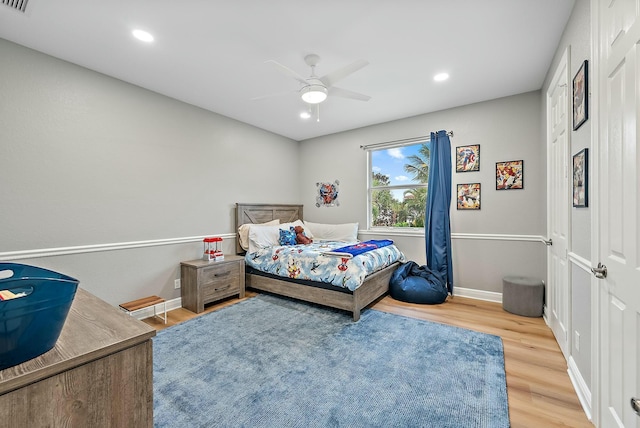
(153, 295, 509, 427)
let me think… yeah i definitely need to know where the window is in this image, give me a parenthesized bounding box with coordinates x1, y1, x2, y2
(368, 140, 430, 229)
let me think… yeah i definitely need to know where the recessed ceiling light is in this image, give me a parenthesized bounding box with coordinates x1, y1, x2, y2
(300, 111, 311, 119)
(433, 72, 449, 82)
(132, 29, 154, 43)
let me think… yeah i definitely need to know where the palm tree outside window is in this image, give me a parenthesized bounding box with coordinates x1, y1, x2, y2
(368, 141, 430, 229)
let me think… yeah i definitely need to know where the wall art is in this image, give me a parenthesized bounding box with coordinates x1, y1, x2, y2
(316, 180, 340, 207)
(573, 148, 588, 207)
(573, 60, 588, 130)
(496, 160, 523, 190)
(457, 183, 481, 210)
(455, 144, 480, 172)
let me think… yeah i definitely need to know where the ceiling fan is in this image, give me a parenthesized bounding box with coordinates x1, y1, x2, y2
(253, 54, 371, 119)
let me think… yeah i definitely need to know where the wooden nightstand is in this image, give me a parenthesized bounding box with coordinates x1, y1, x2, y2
(180, 255, 245, 314)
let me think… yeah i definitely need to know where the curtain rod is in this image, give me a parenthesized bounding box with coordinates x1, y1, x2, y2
(360, 130, 453, 150)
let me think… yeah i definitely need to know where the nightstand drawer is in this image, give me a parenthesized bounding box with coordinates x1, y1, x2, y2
(202, 272, 241, 299)
(202, 280, 239, 301)
(200, 263, 241, 287)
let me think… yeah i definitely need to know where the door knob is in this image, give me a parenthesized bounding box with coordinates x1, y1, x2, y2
(591, 263, 607, 279)
(632, 397, 640, 416)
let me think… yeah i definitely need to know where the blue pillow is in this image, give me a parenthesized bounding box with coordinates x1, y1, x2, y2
(278, 228, 297, 246)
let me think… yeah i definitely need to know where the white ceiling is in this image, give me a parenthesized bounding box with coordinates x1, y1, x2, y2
(0, 0, 575, 141)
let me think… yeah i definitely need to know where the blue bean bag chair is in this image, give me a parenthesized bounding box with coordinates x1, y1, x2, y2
(390, 261, 448, 304)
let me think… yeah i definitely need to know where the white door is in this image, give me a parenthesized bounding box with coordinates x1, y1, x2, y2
(547, 49, 571, 358)
(595, 0, 640, 426)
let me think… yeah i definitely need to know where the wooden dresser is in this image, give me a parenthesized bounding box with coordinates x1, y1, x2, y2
(180, 255, 245, 313)
(0, 288, 156, 428)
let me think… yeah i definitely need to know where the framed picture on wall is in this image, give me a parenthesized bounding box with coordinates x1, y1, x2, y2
(316, 180, 340, 207)
(496, 160, 523, 190)
(573, 148, 588, 207)
(573, 60, 588, 130)
(457, 183, 481, 210)
(455, 144, 480, 172)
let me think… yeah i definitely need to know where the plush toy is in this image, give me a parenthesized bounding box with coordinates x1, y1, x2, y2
(293, 225, 313, 245)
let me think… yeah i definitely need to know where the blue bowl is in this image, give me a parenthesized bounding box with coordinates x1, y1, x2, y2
(0, 263, 79, 370)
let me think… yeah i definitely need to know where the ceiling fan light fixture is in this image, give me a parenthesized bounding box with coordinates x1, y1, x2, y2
(132, 29, 154, 43)
(301, 85, 328, 104)
(433, 72, 449, 82)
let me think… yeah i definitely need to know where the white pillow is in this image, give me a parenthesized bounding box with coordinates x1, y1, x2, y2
(303, 221, 359, 242)
(248, 224, 282, 254)
(238, 219, 279, 250)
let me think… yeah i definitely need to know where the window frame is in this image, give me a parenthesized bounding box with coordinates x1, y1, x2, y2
(366, 138, 430, 231)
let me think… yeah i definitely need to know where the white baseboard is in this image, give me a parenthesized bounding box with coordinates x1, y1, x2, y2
(567, 356, 592, 421)
(453, 287, 502, 303)
(543, 306, 550, 326)
(122, 297, 182, 320)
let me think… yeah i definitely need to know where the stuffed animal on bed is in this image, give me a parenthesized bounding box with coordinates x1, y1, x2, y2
(293, 225, 313, 245)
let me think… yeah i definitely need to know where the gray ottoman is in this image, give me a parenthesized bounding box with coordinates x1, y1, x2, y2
(502, 276, 544, 317)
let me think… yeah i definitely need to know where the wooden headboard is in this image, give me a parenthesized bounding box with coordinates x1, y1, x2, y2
(235, 203, 304, 254)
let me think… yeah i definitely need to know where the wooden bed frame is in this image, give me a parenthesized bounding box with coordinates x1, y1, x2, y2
(236, 203, 399, 321)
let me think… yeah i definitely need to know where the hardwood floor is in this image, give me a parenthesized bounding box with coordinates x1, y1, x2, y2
(144, 291, 593, 428)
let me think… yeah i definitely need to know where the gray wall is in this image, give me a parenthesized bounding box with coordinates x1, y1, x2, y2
(299, 91, 547, 295)
(0, 38, 299, 305)
(1, 30, 561, 304)
(541, 0, 592, 392)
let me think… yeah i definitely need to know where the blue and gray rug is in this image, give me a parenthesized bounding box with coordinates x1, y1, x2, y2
(153, 294, 509, 427)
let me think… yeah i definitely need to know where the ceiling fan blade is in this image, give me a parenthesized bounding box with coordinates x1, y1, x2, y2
(329, 86, 371, 102)
(319, 59, 369, 87)
(265, 60, 308, 85)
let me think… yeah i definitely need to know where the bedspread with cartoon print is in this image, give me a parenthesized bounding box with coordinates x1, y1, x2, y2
(244, 241, 405, 292)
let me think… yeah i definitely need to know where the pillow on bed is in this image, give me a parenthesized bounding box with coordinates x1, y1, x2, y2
(248, 220, 307, 253)
(248, 225, 281, 253)
(303, 221, 359, 242)
(238, 219, 279, 250)
(278, 228, 297, 246)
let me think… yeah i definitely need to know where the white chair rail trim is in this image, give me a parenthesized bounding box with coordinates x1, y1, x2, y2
(362, 229, 546, 243)
(2, 232, 545, 261)
(568, 251, 592, 273)
(0, 233, 236, 261)
(452, 233, 544, 242)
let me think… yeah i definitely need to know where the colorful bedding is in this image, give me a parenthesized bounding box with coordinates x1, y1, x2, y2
(245, 241, 405, 292)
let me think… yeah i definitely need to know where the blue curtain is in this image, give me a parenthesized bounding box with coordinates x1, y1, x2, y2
(424, 130, 453, 294)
